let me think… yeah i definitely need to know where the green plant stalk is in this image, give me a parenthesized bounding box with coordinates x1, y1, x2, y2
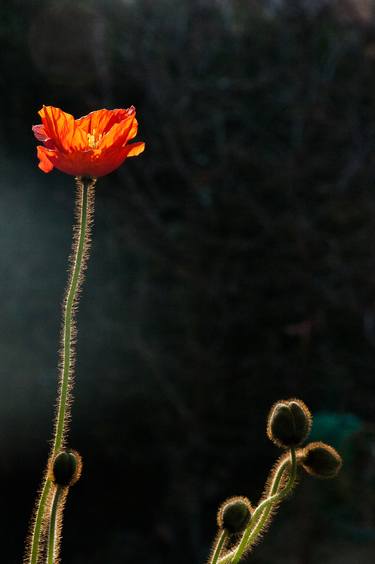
(210, 530, 228, 564)
(46, 486, 63, 564)
(26, 177, 95, 564)
(27, 478, 52, 564)
(218, 448, 297, 564)
(54, 177, 93, 452)
(243, 448, 297, 553)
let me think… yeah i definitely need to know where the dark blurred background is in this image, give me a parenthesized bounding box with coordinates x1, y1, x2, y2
(1, 0, 375, 562)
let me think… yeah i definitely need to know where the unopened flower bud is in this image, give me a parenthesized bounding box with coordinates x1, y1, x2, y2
(267, 399, 312, 449)
(299, 442, 342, 479)
(217, 496, 253, 534)
(50, 450, 82, 487)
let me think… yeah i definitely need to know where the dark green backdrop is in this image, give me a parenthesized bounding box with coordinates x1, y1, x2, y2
(1, 1, 374, 563)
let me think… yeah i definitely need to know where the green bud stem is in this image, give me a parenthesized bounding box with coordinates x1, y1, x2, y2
(210, 530, 228, 564)
(27, 477, 52, 564)
(47, 486, 64, 564)
(219, 448, 297, 564)
(243, 448, 297, 553)
(25, 177, 95, 564)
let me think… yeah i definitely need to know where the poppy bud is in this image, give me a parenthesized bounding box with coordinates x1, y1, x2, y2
(267, 399, 312, 449)
(50, 450, 82, 487)
(217, 496, 253, 534)
(299, 442, 342, 479)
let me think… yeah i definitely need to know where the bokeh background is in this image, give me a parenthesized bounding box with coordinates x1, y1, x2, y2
(1, 0, 375, 562)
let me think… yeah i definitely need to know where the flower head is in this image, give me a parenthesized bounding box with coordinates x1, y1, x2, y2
(33, 105, 145, 177)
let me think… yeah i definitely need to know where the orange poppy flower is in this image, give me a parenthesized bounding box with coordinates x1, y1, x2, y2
(33, 105, 145, 177)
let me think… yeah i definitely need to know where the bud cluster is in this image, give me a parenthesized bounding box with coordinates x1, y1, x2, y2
(209, 399, 343, 564)
(267, 398, 342, 479)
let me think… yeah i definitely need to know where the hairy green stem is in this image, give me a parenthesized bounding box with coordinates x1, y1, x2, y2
(26, 177, 95, 564)
(54, 176, 94, 452)
(27, 478, 52, 564)
(218, 448, 297, 564)
(46, 486, 63, 564)
(243, 448, 297, 552)
(210, 530, 228, 564)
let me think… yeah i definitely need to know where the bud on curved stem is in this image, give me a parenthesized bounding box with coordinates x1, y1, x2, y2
(46, 450, 82, 564)
(217, 497, 253, 534)
(209, 497, 253, 563)
(230, 448, 297, 564)
(217, 448, 297, 564)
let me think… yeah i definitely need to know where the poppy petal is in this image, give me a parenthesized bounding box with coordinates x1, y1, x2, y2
(70, 126, 90, 152)
(124, 141, 145, 157)
(37, 145, 56, 173)
(32, 124, 49, 142)
(88, 142, 145, 177)
(99, 115, 138, 151)
(76, 108, 134, 135)
(39, 106, 77, 151)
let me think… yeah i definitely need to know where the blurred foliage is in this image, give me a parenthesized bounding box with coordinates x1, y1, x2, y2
(310, 411, 363, 450)
(1, 0, 375, 562)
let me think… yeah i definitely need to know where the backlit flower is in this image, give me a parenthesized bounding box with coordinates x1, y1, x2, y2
(33, 105, 145, 177)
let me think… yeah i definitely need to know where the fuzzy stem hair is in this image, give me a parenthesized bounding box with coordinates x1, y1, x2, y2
(46, 485, 68, 564)
(25, 177, 96, 564)
(209, 530, 228, 564)
(54, 176, 95, 452)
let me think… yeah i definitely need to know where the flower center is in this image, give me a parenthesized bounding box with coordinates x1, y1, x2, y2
(87, 129, 102, 149)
